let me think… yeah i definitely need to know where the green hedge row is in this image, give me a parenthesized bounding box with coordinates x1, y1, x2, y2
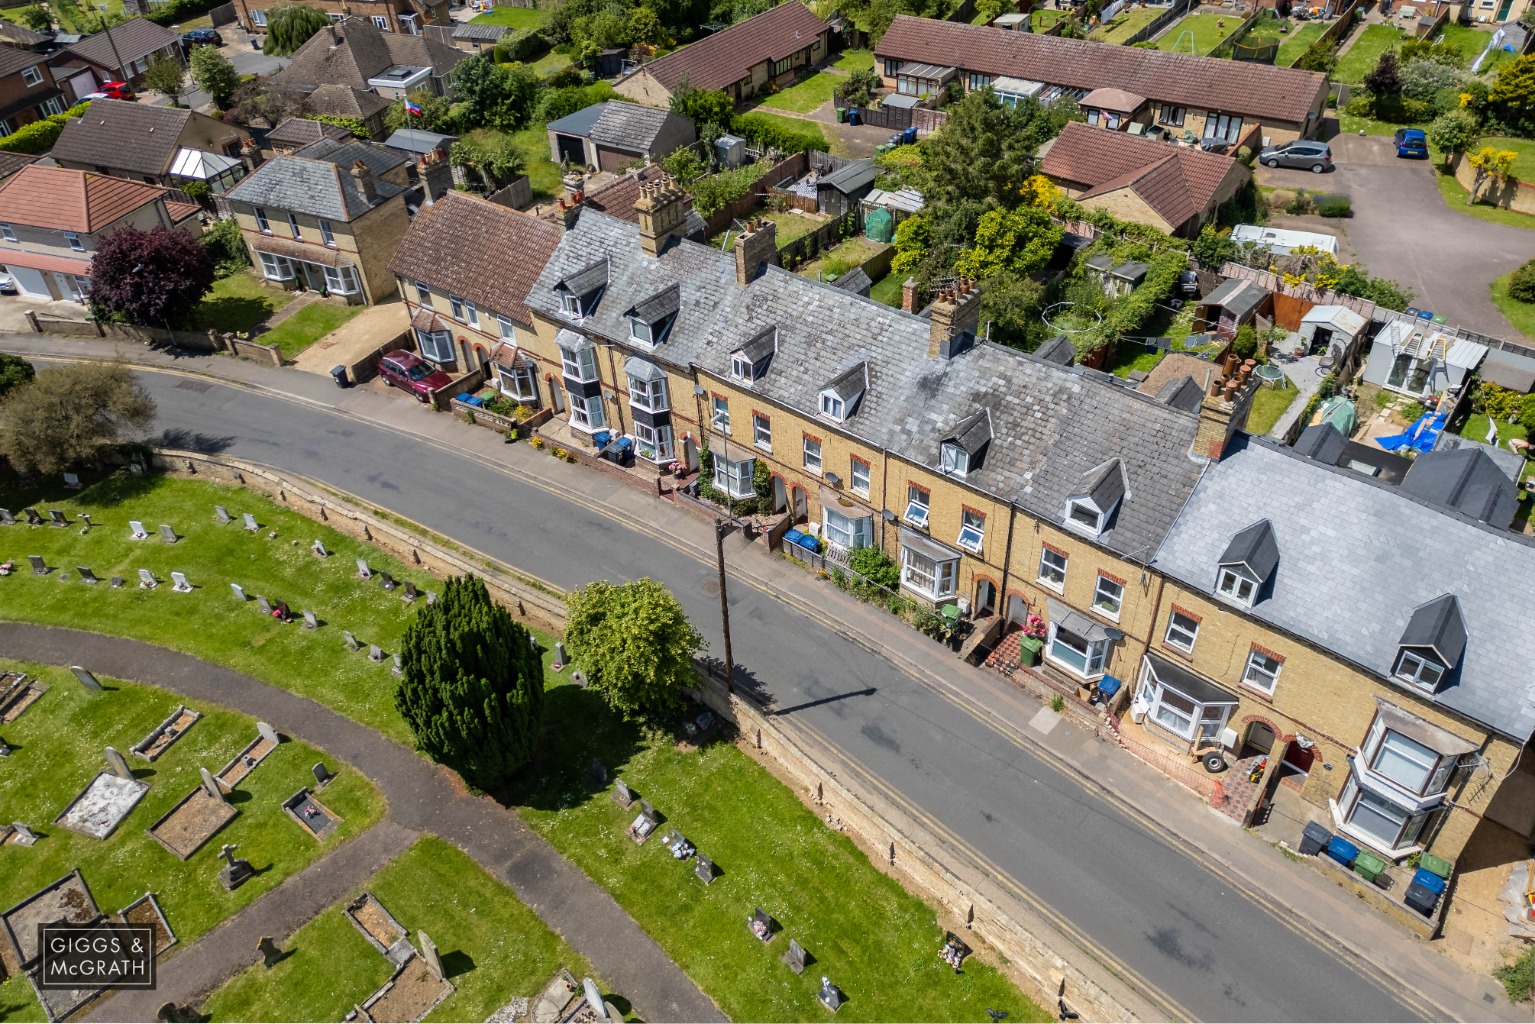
(146, 0, 224, 27)
(0, 101, 91, 155)
(729, 112, 828, 154)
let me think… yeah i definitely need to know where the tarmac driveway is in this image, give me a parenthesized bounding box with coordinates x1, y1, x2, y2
(1256, 132, 1535, 342)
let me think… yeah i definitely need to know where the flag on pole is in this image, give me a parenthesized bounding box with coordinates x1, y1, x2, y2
(404, 98, 422, 117)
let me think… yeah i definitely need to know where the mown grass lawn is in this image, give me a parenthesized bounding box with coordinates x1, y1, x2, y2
(1432, 165, 1535, 230)
(470, 5, 543, 28)
(260, 301, 364, 360)
(1154, 12, 1240, 53)
(201, 837, 593, 1023)
(1104, 342, 1163, 379)
(1437, 22, 1511, 73)
(737, 108, 828, 148)
(1030, 8, 1065, 30)
(0, 662, 383, 1022)
(834, 48, 874, 72)
(1091, 6, 1160, 44)
(1274, 21, 1326, 67)
(1334, 24, 1406, 84)
(513, 122, 566, 201)
(1246, 380, 1300, 436)
(192, 272, 285, 335)
(1491, 271, 1535, 344)
(797, 236, 886, 282)
(1482, 135, 1535, 182)
(761, 71, 842, 114)
(869, 272, 903, 307)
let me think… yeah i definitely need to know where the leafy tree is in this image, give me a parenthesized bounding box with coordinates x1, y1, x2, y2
(953, 206, 1061, 279)
(189, 45, 240, 107)
(1400, 58, 1465, 104)
(394, 574, 544, 791)
(89, 226, 215, 327)
(564, 579, 704, 723)
(660, 144, 708, 183)
(225, 76, 305, 127)
(311, 114, 368, 138)
(669, 82, 735, 129)
(631, 5, 665, 46)
(1508, 259, 1535, 304)
(918, 90, 1065, 211)
(142, 55, 187, 107)
(1364, 49, 1402, 97)
(1489, 54, 1535, 130)
(263, 3, 330, 56)
(1295, 39, 1337, 75)
(0, 353, 35, 400)
(200, 217, 251, 277)
(383, 89, 455, 134)
(1191, 223, 1236, 271)
(0, 361, 154, 475)
(451, 130, 527, 193)
(1333, 263, 1412, 311)
(1466, 145, 1517, 205)
(451, 54, 538, 132)
(889, 212, 930, 279)
(977, 272, 1045, 350)
(1426, 108, 1478, 166)
(17, 5, 51, 30)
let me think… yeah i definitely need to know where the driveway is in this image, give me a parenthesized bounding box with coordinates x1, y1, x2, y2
(1256, 133, 1535, 342)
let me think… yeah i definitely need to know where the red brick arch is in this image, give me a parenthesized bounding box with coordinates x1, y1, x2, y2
(1240, 713, 1294, 744)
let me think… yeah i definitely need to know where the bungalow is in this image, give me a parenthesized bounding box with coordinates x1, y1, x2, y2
(265, 116, 356, 155)
(48, 17, 182, 99)
(1039, 121, 1251, 238)
(275, 18, 466, 100)
(546, 102, 695, 173)
(874, 15, 1330, 145)
(614, 3, 830, 108)
(48, 100, 253, 191)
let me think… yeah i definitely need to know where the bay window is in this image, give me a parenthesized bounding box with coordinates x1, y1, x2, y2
(568, 392, 606, 431)
(901, 546, 957, 600)
(416, 328, 453, 363)
(1136, 655, 1236, 746)
(628, 376, 668, 413)
(258, 251, 293, 281)
(824, 508, 872, 551)
(634, 421, 673, 462)
(498, 364, 538, 402)
(1338, 777, 1433, 852)
(1047, 622, 1107, 679)
(561, 344, 598, 383)
(323, 264, 359, 295)
(1364, 724, 1445, 796)
(714, 456, 754, 499)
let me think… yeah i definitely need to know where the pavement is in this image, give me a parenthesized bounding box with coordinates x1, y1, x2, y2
(4, 335, 1525, 1022)
(0, 624, 723, 1024)
(1255, 132, 1535, 343)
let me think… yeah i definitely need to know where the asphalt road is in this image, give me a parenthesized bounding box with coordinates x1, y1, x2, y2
(1256, 133, 1535, 342)
(108, 370, 1421, 1023)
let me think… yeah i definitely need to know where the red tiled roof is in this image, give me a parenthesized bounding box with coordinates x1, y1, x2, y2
(875, 15, 1326, 125)
(0, 165, 171, 232)
(1041, 121, 1248, 229)
(630, 3, 830, 92)
(164, 200, 203, 223)
(0, 247, 92, 276)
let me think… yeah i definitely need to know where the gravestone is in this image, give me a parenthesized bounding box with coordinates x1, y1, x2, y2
(377, 572, 396, 591)
(11, 821, 37, 846)
(343, 631, 360, 652)
(129, 520, 148, 539)
(783, 938, 808, 974)
(110, 577, 125, 588)
(368, 644, 384, 663)
(589, 759, 608, 785)
(159, 525, 178, 544)
(391, 654, 402, 677)
(258, 936, 282, 968)
(77, 513, 91, 534)
(0, 508, 13, 525)
(104, 746, 132, 780)
(749, 908, 774, 943)
(48, 509, 68, 527)
(77, 566, 99, 585)
(22, 508, 41, 526)
(28, 555, 46, 575)
(219, 843, 254, 890)
(63, 472, 81, 490)
(426, 591, 436, 605)
(138, 569, 157, 589)
(231, 583, 247, 602)
(582, 978, 607, 1020)
(613, 778, 634, 808)
(694, 852, 716, 885)
(201, 767, 224, 799)
(302, 610, 318, 631)
(401, 581, 417, 603)
(256, 595, 273, 615)
(418, 931, 444, 982)
(242, 513, 259, 532)
(553, 641, 568, 668)
(818, 977, 844, 1012)
(171, 572, 193, 593)
(71, 666, 103, 691)
(355, 559, 371, 580)
(257, 722, 280, 745)
(215, 506, 231, 524)
(311, 540, 327, 558)
(312, 762, 335, 788)
(0, 736, 10, 757)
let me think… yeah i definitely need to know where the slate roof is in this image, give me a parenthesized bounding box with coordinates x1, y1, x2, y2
(60, 17, 178, 68)
(0, 165, 170, 232)
(829, 266, 871, 295)
(876, 15, 1328, 124)
(48, 100, 192, 176)
(1153, 435, 1535, 741)
(591, 102, 688, 153)
(389, 191, 561, 328)
(1041, 121, 1247, 230)
(1217, 518, 1279, 581)
(278, 19, 464, 91)
(1075, 459, 1127, 511)
(626, 2, 829, 91)
(383, 128, 457, 156)
(1400, 595, 1467, 667)
(818, 158, 876, 194)
(546, 103, 607, 139)
(225, 143, 405, 221)
(0, 151, 38, 182)
(526, 210, 1205, 560)
(1033, 334, 1075, 366)
(267, 116, 353, 149)
(1399, 446, 1520, 527)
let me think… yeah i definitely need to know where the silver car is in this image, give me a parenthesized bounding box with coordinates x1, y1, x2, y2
(1259, 140, 1334, 173)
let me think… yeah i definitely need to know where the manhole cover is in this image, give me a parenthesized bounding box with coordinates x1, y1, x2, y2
(174, 379, 213, 393)
(699, 579, 721, 597)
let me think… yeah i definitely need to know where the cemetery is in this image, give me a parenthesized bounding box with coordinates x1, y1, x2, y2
(130, 704, 202, 761)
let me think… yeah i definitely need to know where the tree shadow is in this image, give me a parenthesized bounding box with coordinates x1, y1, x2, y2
(73, 471, 164, 509)
(151, 428, 236, 454)
(192, 295, 276, 335)
(440, 950, 475, 980)
(500, 681, 644, 813)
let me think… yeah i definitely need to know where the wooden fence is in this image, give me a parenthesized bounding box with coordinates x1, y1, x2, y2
(777, 209, 860, 268)
(700, 151, 809, 236)
(1286, 0, 1359, 66)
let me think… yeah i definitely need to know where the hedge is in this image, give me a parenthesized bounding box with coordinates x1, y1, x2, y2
(1098, 250, 1187, 347)
(0, 101, 91, 155)
(146, 0, 225, 26)
(494, 28, 552, 65)
(729, 112, 828, 154)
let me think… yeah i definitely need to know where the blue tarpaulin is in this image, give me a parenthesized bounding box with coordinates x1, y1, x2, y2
(1377, 411, 1446, 453)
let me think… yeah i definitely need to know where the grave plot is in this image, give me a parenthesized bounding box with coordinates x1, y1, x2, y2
(283, 788, 342, 840)
(0, 671, 47, 723)
(147, 777, 238, 860)
(345, 893, 414, 965)
(115, 893, 177, 958)
(351, 951, 454, 1024)
(131, 705, 202, 761)
(216, 722, 281, 789)
(525, 968, 613, 1023)
(0, 869, 100, 975)
(55, 752, 150, 840)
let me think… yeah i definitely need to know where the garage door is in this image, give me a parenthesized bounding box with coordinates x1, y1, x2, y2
(64, 68, 97, 104)
(7, 265, 53, 299)
(597, 146, 632, 173)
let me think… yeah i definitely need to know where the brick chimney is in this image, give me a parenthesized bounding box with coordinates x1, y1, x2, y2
(1192, 356, 1259, 460)
(634, 174, 690, 257)
(927, 277, 982, 359)
(350, 160, 377, 204)
(417, 148, 453, 205)
(901, 276, 920, 313)
(734, 218, 778, 285)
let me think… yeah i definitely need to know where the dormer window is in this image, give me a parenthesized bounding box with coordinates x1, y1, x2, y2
(819, 363, 867, 423)
(1217, 569, 1256, 606)
(626, 284, 678, 347)
(1393, 595, 1465, 694)
(630, 318, 654, 345)
(555, 258, 609, 321)
(820, 393, 845, 420)
(940, 411, 991, 479)
(1215, 519, 1278, 608)
(732, 352, 756, 381)
(1066, 501, 1102, 533)
(560, 293, 581, 317)
(1063, 459, 1126, 539)
(731, 326, 777, 384)
(1394, 650, 1445, 691)
(940, 442, 969, 478)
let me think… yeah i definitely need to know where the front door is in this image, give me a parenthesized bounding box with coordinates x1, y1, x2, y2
(791, 485, 807, 521)
(772, 476, 787, 514)
(1242, 720, 1276, 759)
(974, 578, 997, 617)
(1005, 593, 1027, 626)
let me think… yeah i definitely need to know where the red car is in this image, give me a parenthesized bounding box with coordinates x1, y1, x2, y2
(378, 349, 452, 401)
(85, 81, 135, 100)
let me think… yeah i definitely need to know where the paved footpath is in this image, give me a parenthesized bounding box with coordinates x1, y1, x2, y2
(0, 624, 723, 1024)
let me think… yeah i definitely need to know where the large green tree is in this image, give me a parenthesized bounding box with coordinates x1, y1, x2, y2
(1490, 53, 1535, 131)
(0, 353, 35, 400)
(0, 360, 154, 475)
(395, 574, 544, 791)
(142, 55, 187, 108)
(565, 579, 703, 722)
(450, 55, 539, 132)
(953, 206, 1062, 280)
(189, 45, 241, 107)
(263, 3, 330, 56)
(918, 90, 1063, 211)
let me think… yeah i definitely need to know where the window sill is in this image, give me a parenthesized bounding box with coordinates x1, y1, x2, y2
(1037, 578, 1065, 595)
(754, 443, 771, 454)
(1044, 654, 1103, 682)
(1159, 641, 1196, 660)
(1090, 606, 1121, 624)
(1237, 682, 1276, 703)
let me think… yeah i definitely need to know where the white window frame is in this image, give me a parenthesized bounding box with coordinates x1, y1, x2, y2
(416, 328, 453, 364)
(323, 264, 359, 295)
(901, 546, 958, 600)
(258, 251, 293, 281)
(752, 413, 771, 452)
(1137, 659, 1234, 745)
(568, 392, 606, 431)
(904, 485, 929, 528)
(940, 441, 968, 478)
(824, 508, 872, 551)
(628, 376, 668, 413)
(629, 317, 654, 346)
(497, 314, 516, 340)
(287, 212, 301, 239)
(251, 8, 268, 26)
(731, 352, 756, 381)
(254, 207, 270, 233)
(1338, 776, 1432, 853)
(850, 458, 870, 497)
(1066, 501, 1103, 535)
(1164, 611, 1199, 653)
(1394, 650, 1445, 691)
(1362, 718, 1451, 797)
(498, 363, 538, 402)
(560, 345, 597, 383)
(559, 292, 581, 317)
(820, 391, 845, 421)
(1093, 575, 1124, 620)
(449, 294, 466, 321)
(711, 395, 730, 434)
(633, 420, 674, 462)
(1217, 569, 1256, 607)
(957, 510, 984, 554)
(1241, 649, 1283, 695)
(21, 66, 42, 87)
(802, 435, 822, 474)
(0, 222, 14, 242)
(1047, 623, 1108, 680)
(1038, 548, 1067, 591)
(713, 456, 754, 499)
(320, 219, 336, 246)
(372, 14, 389, 29)
(414, 280, 432, 308)
(40, 96, 65, 116)
(64, 231, 84, 252)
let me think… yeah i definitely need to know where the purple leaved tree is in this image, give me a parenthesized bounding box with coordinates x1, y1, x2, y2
(89, 226, 215, 328)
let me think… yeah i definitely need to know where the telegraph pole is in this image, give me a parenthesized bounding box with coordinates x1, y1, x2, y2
(714, 518, 735, 696)
(97, 14, 129, 85)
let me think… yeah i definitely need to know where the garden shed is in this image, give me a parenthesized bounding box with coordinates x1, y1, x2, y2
(1298, 304, 1367, 358)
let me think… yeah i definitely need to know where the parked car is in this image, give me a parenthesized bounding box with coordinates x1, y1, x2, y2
(378, 350, 452, 401)
(1259, 140, 1333, 173)
(1393, 128, 1429, 159)
(181, 27, 224, 47)
(1178, 269, 1199, 298)
(0, 272, 16, 295)
(85, 81, 135, 100)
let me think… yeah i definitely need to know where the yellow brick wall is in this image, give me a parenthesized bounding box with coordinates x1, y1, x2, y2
(234, 202, 402, 305)
(1077, 188, 1177, 236)
(614, 69, 675, 108)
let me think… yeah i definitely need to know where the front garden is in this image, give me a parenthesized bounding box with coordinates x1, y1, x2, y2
(761, 71, 844, 114)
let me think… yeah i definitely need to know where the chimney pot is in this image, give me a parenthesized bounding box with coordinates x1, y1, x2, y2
(1209, 376, 1224, 397)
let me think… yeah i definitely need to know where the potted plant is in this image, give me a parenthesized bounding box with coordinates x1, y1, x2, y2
(1017, 614, 1047, 667)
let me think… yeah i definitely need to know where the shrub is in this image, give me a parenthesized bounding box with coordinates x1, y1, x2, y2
(847, 547, 900, 590)
(1401, 58, 1467, 104)
(1284, 190, 1315, 215)
(1314, 193, 1352, 218)
(1495, 943, 1534, 1005)
(688, 161, 770, 217)
(0, 101, 89, 154)
(1232, 324, 1259, 360)
(493, 28, 550, 64)
(201, 217, 251, 277)
(1296, 40, 1338, 74)
(145, 0, 224, 25)
(729, 112, 828, 153)
(1520, 394, 1535, 437)
(311, 113, 369, 139)
(1343, 94, 1375, 118)
(1508, 259, 1535, 304)
(536, 81, 616, 124)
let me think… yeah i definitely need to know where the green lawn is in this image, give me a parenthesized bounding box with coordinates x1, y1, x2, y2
(1334, 24, 1407, 84)
(869, 271, 904, 308)
(517, 679, 1045, 1023)
(259, 300, 364, 360)
(1482, 135, 1535, 182)
(1154, 12, 1241, 54)
(1104, 342, 1163, 379)
(760, 71, 843, 114)
(833, 48, 874, 73)
(1275, 21, 1327, 67)
(1437, 22, 1511, 73)
(201, 837, 592, 1023)
(798, 236, 886, 282)
(192, 272, 285, 334)
(1491, 271, 1535, 344)
(1432, 165, 1535, 230)
(0, 662, 384, 1022)
(1247, 380, 1300, 436)
(1090, 6, 1161, 44)
(470, 5, 543, 28)
(1030, 9, 1066, 30)
(532, 50, 573, 77)
(513, 122, 565, 201)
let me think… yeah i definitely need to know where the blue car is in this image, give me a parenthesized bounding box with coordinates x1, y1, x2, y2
(1394, 128, 1429, 159)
